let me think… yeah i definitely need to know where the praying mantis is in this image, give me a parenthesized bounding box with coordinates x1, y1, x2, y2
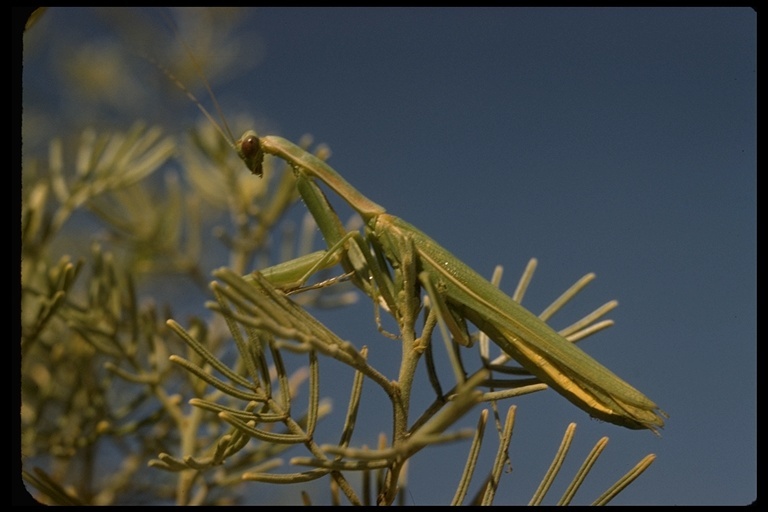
(163, 24, 666, 434)
(236, 133, 666, 433)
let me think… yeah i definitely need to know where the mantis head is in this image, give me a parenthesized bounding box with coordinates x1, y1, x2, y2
(236, 130, 264, 177)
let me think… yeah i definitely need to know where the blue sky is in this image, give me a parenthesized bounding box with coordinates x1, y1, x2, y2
(23, 7, 755, 505)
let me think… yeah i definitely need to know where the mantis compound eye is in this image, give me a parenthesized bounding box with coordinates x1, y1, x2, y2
(240, 135, 258, 156)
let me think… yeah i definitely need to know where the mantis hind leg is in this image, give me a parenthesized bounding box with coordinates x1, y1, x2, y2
(418, 271, 471, 386)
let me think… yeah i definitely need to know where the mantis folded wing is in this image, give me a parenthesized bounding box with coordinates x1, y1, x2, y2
(237, 132, 666, 433)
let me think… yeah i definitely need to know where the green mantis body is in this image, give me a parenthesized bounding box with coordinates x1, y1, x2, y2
(236, 131, 666, 433)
